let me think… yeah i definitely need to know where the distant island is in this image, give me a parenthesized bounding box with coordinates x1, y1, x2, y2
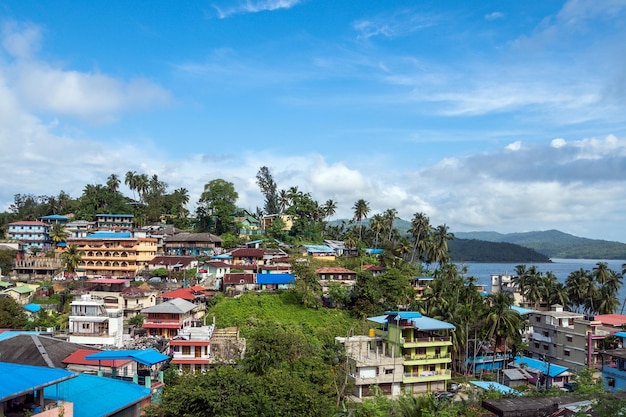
(448, 239, 551, 263)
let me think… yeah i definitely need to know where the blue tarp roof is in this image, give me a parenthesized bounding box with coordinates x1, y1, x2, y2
(368, 311, 455, 331)
(23, 303, 42, 313)
(614, 331, 626, 338)
(302, 244, 335, 253)
(366, 248, 383, 254)
(470, 381, 523, 396)
(39, 215, 69, 220)
(256, 273, 295, 285)
(85, 231, 132, 239)
(513, 356, 569, 378)
(212, 254, 233, 259)
(245, 240, 264, 245)
(44, 373, 150, 417)
(85, 349, 169, 366)
(0, 362, 77, 401)
(511, 306, 534, 315)
(0, 331, 41, 341)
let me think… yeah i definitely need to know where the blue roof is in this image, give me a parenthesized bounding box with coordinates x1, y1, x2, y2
(368, 311, 455, 331)
(85, 349, 169, 366)
(511, 306, 535, 315)
(256, 273, 295, 285)
(366, 248, 384, 254)
(39, 215, 69, 220)
(245, 240, 264, 245)
(85, 231, 132, 239)
(212, 254, 233, 259)
(302, 244, 335, 253)
(23, 303, 42, 313)
(513, 355, 569, 377)
(44, 373, 150, 417)
(614, 331, 626, 338)
(0, 362, 77, 401)
(0, 330, 41, 341)
(470, 381, 523, 396)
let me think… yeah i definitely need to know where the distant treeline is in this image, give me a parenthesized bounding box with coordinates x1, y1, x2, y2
(448, 238, 551, 263)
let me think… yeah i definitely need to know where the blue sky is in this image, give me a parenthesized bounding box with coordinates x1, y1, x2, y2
(2, 0, 626, 242)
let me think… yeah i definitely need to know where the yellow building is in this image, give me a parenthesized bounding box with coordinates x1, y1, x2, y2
(68, 231, 157, 278)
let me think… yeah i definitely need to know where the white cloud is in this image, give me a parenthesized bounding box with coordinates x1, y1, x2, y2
(551, 138, 566, 148)
(1, 23, 170, 123)
(353, 9, 438, 40)
(484, 12, 504, 21)
(505, 141, 522, 151)
(214, 0, 301, 19)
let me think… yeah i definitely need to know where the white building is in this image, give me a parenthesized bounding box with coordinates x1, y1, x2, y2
(68, 294, 124, 348)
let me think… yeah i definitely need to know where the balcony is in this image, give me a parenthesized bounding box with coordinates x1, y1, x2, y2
(403, 369, 451, 383)
(404, 353, 451, 365)
(402, 336, 452, 348)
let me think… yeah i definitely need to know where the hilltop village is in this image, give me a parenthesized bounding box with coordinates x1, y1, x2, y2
(1, 170, 626, 416)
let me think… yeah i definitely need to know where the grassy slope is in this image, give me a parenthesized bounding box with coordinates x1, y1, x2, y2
(207, 291, 369, 340)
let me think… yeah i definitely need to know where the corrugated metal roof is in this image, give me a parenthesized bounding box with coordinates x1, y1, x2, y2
(23, 303, 42, 313)
(367, 312, 455, 331)
(44, 373, 150, 417)
(256, 273, 295, 285)
(470, 381, 523, 396)
(85, 348, 169, 366)
(141, 298, 197, 314)
(84, 231, 133, 239)
(513, 355, 569, 377)
(511, 306, 535, 315)
(0, 362, 77, 401)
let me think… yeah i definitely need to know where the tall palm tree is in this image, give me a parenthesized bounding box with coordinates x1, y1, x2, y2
(409, 212, 430, 265)
(135, 174, 149, 202)
(125, 171, 138, 200)
(593, 262, 611, 286)
(61, 244, 82, 277)
(484, 291, 522, 355)
(49, 222, 69, 247)
(278, 189, 290, 213)
(430, 224, 454, 265)
(352, 199, 370, 240)
(106, 174, 120, 193)
(369, 214, 385, 248)
(383, 208, 398, 242)
(566, 268, 592, 313)
(323, 199, 337, 220)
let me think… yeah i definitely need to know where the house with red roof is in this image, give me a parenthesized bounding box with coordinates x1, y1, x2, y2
(223, 273, 255, 293)
(228, 248, 265, 266)
(362, 264, 385, 276)
(141, 298, 199, 339)
(6, 220, 50, 249)
(160, 286, 215, 307)
(196, 260, 232, 290)
(170, 323, 215, 373)
(63, 349, 136, 378)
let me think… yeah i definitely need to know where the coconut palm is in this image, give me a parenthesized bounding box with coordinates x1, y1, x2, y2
(408, 212, 430, 265)
(278, 189, 290, 213)
(125, 171, 138, 199)
(369, 214, 385, 248)
(383, 208, 397, 242)
(61, 244, 82, 277)
(352, 199, 370, 240)
(597, 285, 620, 315)
(484, 291, 522, 353)
(49, 222, 69, 246)
(566, 268, 593, 313)
(323, 199, 337, 220)
(106, 174, 120, 193)
(593, 262, 611, 286)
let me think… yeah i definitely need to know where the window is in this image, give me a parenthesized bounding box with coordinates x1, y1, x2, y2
(543, 331, 549, 337)
(543, 344, 549, 351)
(535, 317, 541, 323)
(566, 336, 573, 342)
(608, 378, 616, 388)
(564, 350, 570, 357)
(535, 343, 540, 349)
(385, 369, 394, 375)
(182, 346, 191, 355)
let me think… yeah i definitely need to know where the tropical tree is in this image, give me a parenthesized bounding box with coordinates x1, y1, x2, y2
(408, 212, 430, 265)
(256, 166, 279, 215)
(323, 199, 337, 220)
(61, 244, 82, 277)
(383, 208, 398, 242)
(196, 179, 239, 235)
(278, 189, 290, 213)
(484, 291, 522, 353)
(566, 268, 593, 313)
(48, 222, 69, 246)
(125, 171, 138, 200)
(106, 174, 120, 192)
(352, 199, 370, 240)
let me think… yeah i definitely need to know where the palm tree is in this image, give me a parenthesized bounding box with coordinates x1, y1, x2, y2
(106, 174, 120, 193)
(593, 262, 611, 286)
(61, 244, 82, 278)
(566, 268, 593, 313)
(49, 222, 68, 247)
(484, 291, 522, 358)
(369, 214, 385, 248)
(125, 171, 138, 199)
(597, 285, 620, 315)
(383, 208, 398, 242)
(352, 199, 370, 240)
(430, 224, 454, 265)
(135, 174, 149, 202)
(278, 189, 290, 213)
(323, 199, 337, 220)
(408, 212, 430, 265)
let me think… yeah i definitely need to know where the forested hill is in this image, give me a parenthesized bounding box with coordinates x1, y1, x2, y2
(454, 229, 626, 259)
(448, 239, 551, 263)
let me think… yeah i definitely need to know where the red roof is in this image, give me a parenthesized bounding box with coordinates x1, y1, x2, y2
(230, 248, 265, 258)
(593, 314, 626, 326)
(223, 273, 255, 285)
(170, 340, 210, 346)
(160, 288, 196, 301)
(8, 221, 47, 226)
(362, 265, 384, 272)
(62, 349, 132, 367)
(206, 261, 231, 268)
(149, 256, 196, 267)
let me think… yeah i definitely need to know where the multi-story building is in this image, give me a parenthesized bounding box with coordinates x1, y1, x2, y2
(163, 233, 223, 256)
(65, 220, 96, 238)
(95, 213, 134, 230)
(141, 298, 199, 339)
(6, 221, 49, 249)
(80, 278, 159, 320)
(67, 231, 157, 277)
(68, 294, 125, 348)
(170, 322, 215, 373)
(336, 311, 455, 398)
(527, 305, 584, 367)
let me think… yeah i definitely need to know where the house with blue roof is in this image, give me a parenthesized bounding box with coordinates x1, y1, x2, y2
(336, 311, 455, 398)
(95, 213, 134, 230)
(256, 273, 295, 290)
(599, 331, 626, 391)
(510, 355, 572, 389)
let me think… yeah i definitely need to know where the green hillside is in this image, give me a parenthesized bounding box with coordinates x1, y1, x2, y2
(455, 229, 626, 259)
(449, 239, 551, 263)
